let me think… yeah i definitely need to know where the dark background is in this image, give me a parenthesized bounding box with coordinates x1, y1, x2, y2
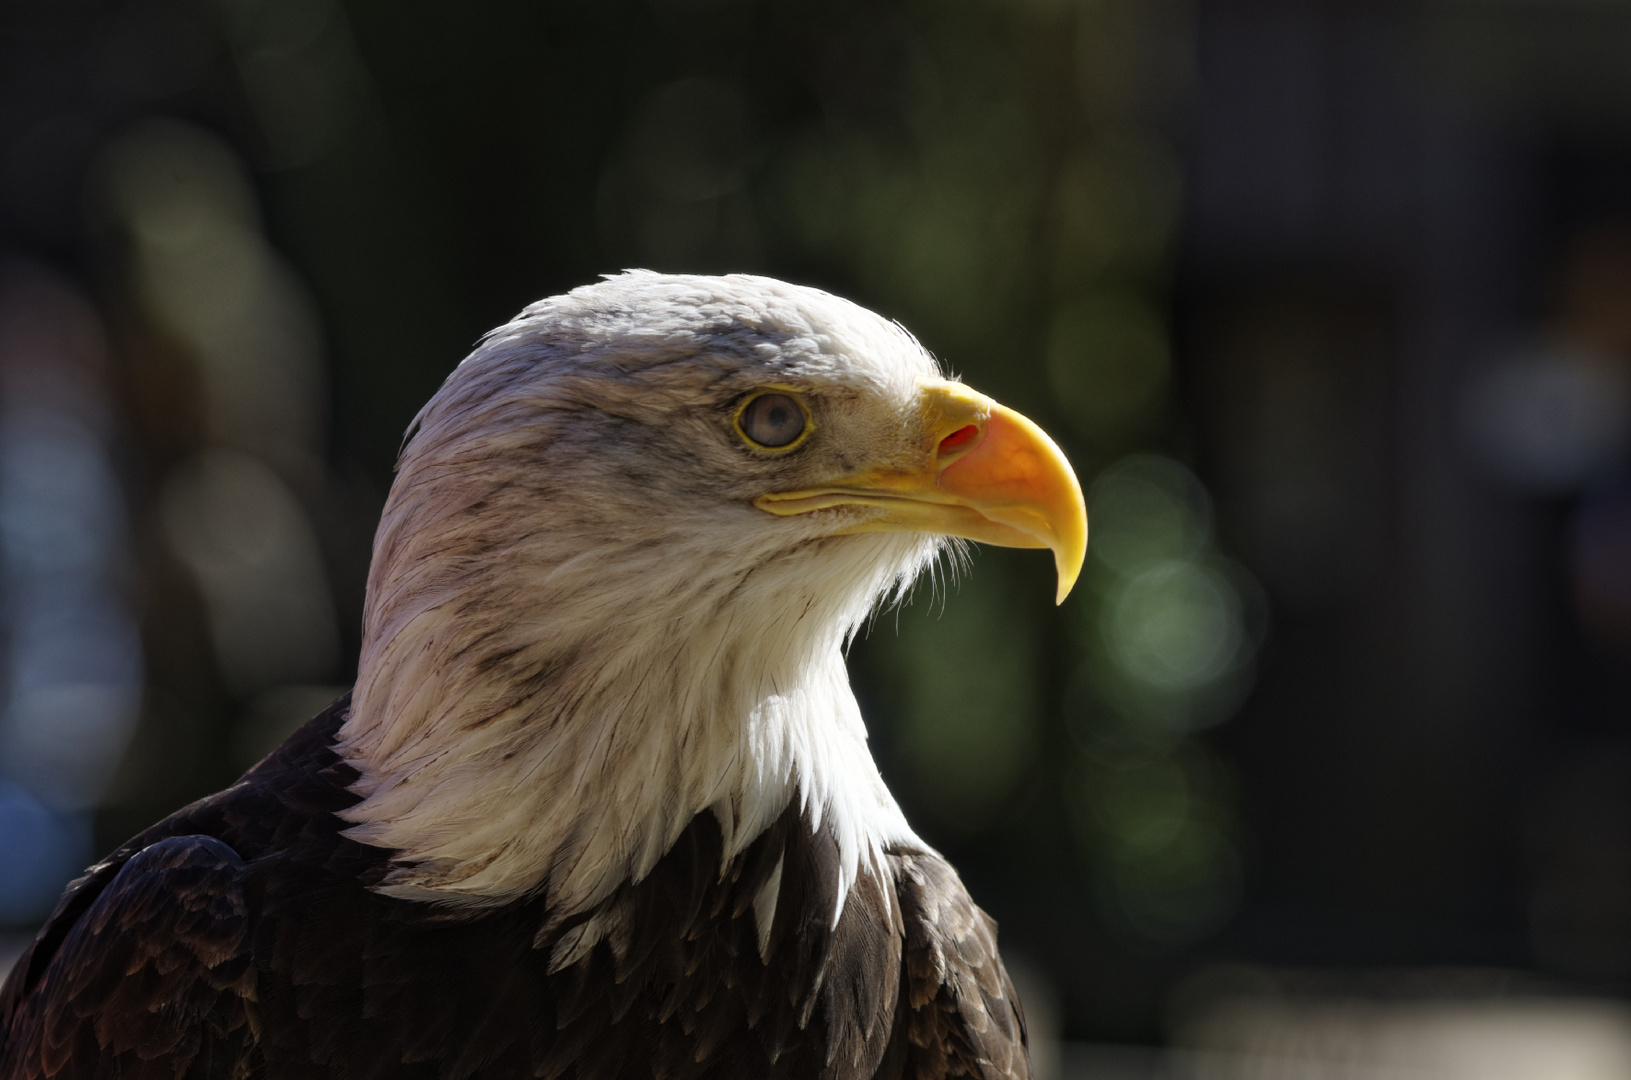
(1, 0, 1629, 1048)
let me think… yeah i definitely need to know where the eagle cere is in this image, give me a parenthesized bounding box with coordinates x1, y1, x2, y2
(0, 273, 1087, 1080)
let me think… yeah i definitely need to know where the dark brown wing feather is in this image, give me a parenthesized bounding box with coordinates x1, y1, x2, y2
(0, 836, 253, 1080)
(0, 694, 1025, 1080)
(881, 849, 1029, 1080)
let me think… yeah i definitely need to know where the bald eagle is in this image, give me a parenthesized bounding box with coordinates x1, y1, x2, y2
(0, 274, 1085, 1080)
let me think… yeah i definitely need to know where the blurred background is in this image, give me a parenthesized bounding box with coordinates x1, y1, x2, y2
(2, 0, 1631, 1075)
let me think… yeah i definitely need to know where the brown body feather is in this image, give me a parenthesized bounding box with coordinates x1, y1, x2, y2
(0, 698, 1028, 1080)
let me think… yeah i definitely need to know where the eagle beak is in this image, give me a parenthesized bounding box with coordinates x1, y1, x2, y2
(754, 381, 1088, 603)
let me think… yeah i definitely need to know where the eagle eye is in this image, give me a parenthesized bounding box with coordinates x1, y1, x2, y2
(735, 392, 812, 451)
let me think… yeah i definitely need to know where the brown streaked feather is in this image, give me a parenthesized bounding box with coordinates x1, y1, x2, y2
(0, 836, 253, 1080)
(886, 850, 1030, 1080)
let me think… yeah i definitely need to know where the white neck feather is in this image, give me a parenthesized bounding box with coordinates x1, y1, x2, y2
(335, 463, 929, 924)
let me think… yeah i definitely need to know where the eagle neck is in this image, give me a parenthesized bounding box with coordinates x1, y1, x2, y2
(334, 522, 926, 924)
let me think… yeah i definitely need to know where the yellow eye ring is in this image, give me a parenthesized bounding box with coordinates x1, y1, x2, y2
(733, 388, 815, 453)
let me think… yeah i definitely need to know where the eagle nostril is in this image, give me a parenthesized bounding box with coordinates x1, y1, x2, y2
(938, 425, 980, 457)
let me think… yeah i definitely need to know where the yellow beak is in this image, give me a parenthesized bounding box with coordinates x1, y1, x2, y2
(753, 381, 1088, 603)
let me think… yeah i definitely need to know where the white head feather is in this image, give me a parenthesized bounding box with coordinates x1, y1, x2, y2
(336, 272, 944, 925)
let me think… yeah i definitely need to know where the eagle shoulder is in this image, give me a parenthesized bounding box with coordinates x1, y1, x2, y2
(0, 835, 255, 1080)
(880, 848, 1029, 1080)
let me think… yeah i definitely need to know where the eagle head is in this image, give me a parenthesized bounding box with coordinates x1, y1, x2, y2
(333, 272, 1086, 920)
